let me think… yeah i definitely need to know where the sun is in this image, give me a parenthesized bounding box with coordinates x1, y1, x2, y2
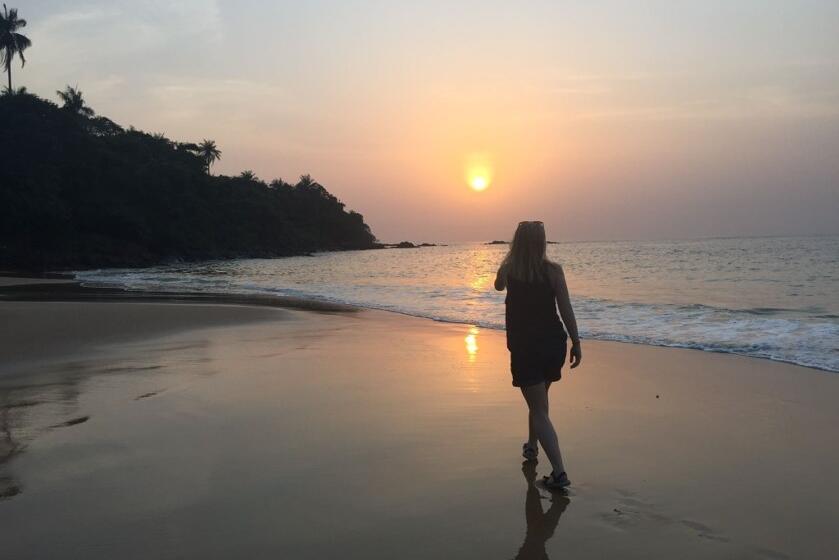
(464, 153, 493, 192)
(470, 175, 488, 191)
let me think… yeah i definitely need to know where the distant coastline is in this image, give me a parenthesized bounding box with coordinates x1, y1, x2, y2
(373, 241, 444, 249)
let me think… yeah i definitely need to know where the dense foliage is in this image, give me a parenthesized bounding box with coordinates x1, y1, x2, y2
(0, 92, 377, 269)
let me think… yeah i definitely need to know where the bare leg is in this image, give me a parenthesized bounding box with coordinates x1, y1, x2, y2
(527, 380, 551, 449)
(521, 382, 565, 475)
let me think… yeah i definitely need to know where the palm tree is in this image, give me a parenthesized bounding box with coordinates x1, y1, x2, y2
(0, 4, 31, 93)
(56, 85, 94, 117)
(269, 178, 291, 190)
(297, 174, 315, 188)
(239, 170, 257, 181)
(198, 139, 221, 175)
(1, 83, 24, 95)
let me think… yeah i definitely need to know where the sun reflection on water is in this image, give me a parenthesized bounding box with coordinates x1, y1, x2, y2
(464, 326, 479, 363)
(470, 273, 490, 292)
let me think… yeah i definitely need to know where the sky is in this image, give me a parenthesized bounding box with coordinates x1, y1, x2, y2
(15, 0, 839, 242)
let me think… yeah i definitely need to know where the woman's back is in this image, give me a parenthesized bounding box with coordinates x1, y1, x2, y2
(505, 263, 563, 332)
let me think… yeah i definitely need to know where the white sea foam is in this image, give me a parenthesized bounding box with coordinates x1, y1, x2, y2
(75, 236, 839, 372)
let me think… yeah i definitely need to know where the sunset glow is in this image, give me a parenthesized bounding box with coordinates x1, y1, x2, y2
(465, 155, 493, 193)
(18, 1, 839, 242)
(3, 3, 838, 557)
(469, 175, 488, 192)
(464, 326, 479, 362)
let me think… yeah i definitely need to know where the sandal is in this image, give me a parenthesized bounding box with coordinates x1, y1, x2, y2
(542, 471, 571, 489)
(522, 442, 538, 461)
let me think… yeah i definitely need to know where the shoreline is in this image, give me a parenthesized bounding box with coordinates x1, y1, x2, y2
(0, 277, 358, 312)
(0, 276, 357, 377)
(1, 275, 833, 375)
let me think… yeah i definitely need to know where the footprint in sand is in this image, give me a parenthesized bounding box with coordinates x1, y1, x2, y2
(6, 400, 40, 409)
(599, 489, 731, 544)
(49, 415, 89, 428)
(0, 476, 21, 500)
(680, 519, 731, 543)
(101, 364, 163, 373)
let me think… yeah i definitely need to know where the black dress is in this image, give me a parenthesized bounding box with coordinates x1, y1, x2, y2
(505, 264, 568, 387)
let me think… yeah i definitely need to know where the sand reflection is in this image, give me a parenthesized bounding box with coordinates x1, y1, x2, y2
(464, 326, 480, 363)
(0, 403, 23, 500)
(514, 461, 570, 560)
(0, 378, 84, 501)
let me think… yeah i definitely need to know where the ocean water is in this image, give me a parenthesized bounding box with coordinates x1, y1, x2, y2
(75, 236, 839, 372)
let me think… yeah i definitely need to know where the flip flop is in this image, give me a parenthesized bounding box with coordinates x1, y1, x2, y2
(542, 471, 571, 489)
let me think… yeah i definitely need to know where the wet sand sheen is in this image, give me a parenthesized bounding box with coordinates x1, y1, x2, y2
(1, 298, 838, 559)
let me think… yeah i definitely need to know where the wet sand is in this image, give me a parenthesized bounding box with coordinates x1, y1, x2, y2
(1, 288, 838, 558)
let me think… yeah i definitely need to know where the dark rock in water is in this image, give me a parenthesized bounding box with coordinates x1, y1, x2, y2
(369, 241, 441, 250)
(486, 239, 556, 245)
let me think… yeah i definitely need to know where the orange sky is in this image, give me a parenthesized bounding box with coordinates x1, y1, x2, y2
(20, 0, 839, 241)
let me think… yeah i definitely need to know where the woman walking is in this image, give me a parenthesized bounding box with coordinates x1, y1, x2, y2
(495, 221, 582, 489)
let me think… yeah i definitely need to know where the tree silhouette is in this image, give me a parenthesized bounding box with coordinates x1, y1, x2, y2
(88, 115, 123, 137)
(1, 84, 24, 95)
(297, 174, 315, 189)
(0, 4, 30, 93)
(239, 170, 257, 181)
(269, 178, 291, 190)
(56, 85, 94, 117)
(198, 139, 221, 175)
(0, 92, 378, 269)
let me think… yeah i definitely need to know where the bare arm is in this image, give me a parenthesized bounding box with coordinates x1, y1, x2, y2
(494, 262, 508, 291)
(551, 263, 582, 368)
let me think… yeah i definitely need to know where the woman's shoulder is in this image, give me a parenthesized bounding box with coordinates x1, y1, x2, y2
(544, 260, 564, 274)
(544, 260, 565, 282)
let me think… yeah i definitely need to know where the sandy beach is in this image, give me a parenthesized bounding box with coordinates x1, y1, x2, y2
(1, 280, 838, 559)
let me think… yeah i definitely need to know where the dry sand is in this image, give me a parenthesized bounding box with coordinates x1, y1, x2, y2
(1, 287, 837, 559)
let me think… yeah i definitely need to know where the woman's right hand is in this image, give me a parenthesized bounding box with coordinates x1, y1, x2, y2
(570, 342, 582, 368)
(494, 262, 508, 291)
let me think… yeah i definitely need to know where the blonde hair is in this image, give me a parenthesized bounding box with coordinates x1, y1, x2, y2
(502, 221, 551, 283)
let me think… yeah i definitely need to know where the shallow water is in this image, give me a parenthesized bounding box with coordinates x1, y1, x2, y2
(76, 236, 839, 372)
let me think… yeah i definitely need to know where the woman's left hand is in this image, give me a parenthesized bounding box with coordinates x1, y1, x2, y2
(570, 342, 582, 369)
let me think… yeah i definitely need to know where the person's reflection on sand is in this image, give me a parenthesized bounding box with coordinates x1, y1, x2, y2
(0, 402, 23, 499)
(513, 461, 570, 560)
